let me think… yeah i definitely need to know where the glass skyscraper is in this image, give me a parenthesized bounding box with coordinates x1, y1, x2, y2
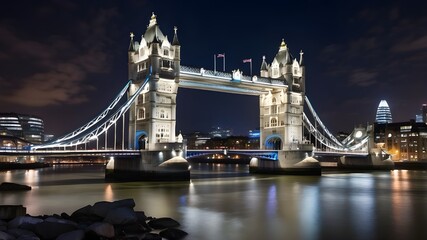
(0, 112, 44, 144)
(375, 100, 392, 123)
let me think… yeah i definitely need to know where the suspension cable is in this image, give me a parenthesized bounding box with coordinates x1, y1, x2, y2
(305, 96, 344, 147)
(51, 80, 132, 143)
(32, 70, 151, 150)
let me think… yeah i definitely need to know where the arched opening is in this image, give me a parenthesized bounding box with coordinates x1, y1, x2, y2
(138, 134, 147, 150)
(135, 130, 148, 150)
(265, 135, 282, 150)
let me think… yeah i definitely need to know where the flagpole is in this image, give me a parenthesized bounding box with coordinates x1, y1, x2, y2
(250, 61, 252, 76)
(214, 54, 216, 73)
(223, 53, 225, 72)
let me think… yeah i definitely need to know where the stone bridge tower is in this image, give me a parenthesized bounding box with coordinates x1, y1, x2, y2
(259, 40, 305, 150)
(127, 13, 181, 150)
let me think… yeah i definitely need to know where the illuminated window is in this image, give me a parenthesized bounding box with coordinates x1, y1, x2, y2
(160, 110, 165, 119)
(271, 118, 278, 127)
(272, 106, 277, 114)
(138, 95, 144, 104)
(138, 108, 145, 119)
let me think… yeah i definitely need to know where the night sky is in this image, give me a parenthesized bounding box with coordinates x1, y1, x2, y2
(1, 0, 426, 138)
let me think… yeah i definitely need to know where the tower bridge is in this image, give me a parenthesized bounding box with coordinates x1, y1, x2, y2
(11, 13, 393, 180)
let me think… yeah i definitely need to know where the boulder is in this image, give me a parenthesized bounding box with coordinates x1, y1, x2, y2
(91, 199, 135, 218)
(0, 182, 31, 191)
(44, 217, 77, 227)
(159, 228, 188, 240)
(8, 216, 43, 229)
(70, 205, 102, 224)
(56, 229, 85, 240)
(141, 232, 162, 240)
(134, 211, 148, 222)
(33, 221, 77, 240)
(104, 207, 137, 225)
(147, 217, 180, 229)
(0, 231, 15, 240)
(70, 205, 92, 218)
(119, 222, 151, 235)
(87, 222, 115, 239)
(7, 228, 37, 238)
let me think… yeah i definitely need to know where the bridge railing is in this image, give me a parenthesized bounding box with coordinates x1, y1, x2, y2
(181, 66, 232, 79)
(180, 65, 286, 86)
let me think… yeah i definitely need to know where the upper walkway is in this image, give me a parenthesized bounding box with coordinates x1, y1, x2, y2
(179, 65, 291, 95)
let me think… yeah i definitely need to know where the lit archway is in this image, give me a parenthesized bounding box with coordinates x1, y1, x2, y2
(135, 130, 148, 150)
(265, 134, 282, 150)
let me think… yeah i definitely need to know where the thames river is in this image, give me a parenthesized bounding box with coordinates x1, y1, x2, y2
(1, 164, 426, 240)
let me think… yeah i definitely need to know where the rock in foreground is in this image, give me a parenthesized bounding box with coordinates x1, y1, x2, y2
(0, 182, 31, 191)
(0, 199, 188, 240)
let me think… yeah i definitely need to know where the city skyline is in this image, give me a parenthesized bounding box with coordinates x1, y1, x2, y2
(1, 0, 426, 138)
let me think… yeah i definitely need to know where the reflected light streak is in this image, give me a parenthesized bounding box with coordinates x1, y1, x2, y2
(186, 180, 199, 205)
(391, 169, 412, 238)
(104, 184, 114, 201)
(300, 186, 320, 240)
(5, 171, 12, 182)
(180, 206, 242, 240)
(350, 188, 375, 239)
(266, 184, 277, 218)
(24, 170, 39, 186)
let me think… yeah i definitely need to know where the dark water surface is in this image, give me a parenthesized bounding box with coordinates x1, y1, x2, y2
(1, 164, 426, 240)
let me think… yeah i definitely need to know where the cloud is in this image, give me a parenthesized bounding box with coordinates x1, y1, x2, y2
(391, 34, 427, 52)
(348, 70, 378, 87)
(0, 6, 118, 107)
(319, 4, 427, 89)
(3, 64, 92, 107)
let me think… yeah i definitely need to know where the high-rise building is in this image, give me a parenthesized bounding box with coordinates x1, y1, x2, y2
(415, 104, 427, 123)
(422, 104, 427, 123)
(375, 100, 392, 124)
(0, 112, 44, 144)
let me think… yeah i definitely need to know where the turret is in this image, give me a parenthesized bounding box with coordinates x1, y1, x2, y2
(172, 26, 181, 80)
(299, 50, 305, 93)
(260, 56, 269, 78)
(128, 32, 137, 80)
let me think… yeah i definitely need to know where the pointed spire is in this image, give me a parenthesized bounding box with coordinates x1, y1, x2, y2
(299, 50, 304, 66)
(279, 38, 287, 51)
(261, 55, 268, 71)
(128, 32, 135, 52)
(149, 12, 157, 27)
(172, 26, 180, 45)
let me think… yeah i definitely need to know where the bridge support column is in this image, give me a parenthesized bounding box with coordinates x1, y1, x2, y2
(249, 144, 321, 175)
(105, 143, 190, 181)
(339, 147, 394, 170)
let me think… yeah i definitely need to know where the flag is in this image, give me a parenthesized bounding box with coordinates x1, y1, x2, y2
(243, 58, 252, 63)
(217, 53, 225, 58)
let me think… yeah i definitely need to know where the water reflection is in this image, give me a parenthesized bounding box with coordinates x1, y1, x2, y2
(1, 165, 427, 239)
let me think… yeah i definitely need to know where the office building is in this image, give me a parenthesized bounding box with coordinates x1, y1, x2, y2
(374, 121, 427, 161)
(0, 112, 45, 144)
(375, 100, 392, 123)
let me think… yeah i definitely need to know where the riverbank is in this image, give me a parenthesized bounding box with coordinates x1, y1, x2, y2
(394, 161, 427, 170)
(0, 162, 50, 171)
